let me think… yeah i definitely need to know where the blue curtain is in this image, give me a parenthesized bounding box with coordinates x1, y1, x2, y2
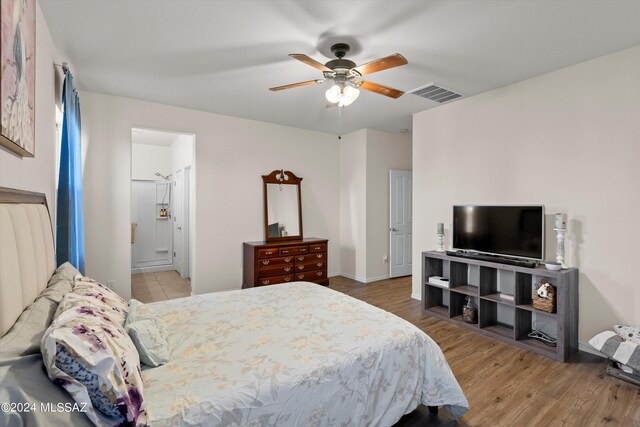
(56, 72, 85, 274)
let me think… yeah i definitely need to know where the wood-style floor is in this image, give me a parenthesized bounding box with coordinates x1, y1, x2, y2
(329, 275, 640, 427)
(131, 270, 191, 302)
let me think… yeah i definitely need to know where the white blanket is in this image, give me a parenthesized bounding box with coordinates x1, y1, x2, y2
(142, 282, 469, 426)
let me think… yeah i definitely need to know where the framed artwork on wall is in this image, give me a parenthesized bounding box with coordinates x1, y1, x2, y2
(0, 0, 36, 158)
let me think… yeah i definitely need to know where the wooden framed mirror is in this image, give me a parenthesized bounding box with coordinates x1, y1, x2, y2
(263, 169, 303, 242)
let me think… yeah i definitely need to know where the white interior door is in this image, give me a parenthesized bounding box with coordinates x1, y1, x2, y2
(173, 170, 184, 276)
(389, 170, 412, 278)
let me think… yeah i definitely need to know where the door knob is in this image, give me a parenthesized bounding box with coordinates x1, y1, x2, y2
(391, 228, 399, 232)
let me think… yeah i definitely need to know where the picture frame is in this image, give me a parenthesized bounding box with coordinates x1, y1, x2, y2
(0, 0, 36, 158)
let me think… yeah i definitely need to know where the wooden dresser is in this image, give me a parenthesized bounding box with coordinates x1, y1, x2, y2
(243, 238, 329, 288)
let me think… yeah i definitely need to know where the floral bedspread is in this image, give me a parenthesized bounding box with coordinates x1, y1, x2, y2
(143, 282, 468, 426)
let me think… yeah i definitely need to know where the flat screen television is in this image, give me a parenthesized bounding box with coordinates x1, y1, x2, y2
(452, 205, 545, 261)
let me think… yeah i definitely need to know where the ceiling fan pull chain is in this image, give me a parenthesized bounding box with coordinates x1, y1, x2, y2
(338, 106, 342, 140)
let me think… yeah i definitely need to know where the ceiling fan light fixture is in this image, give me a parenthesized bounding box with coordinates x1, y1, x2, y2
(325, 84, 342, 103)
(326, 83, 360, 107)
(339, 85, 360, 107)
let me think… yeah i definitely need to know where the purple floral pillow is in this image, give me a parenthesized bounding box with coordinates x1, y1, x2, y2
(57, 292, 127, 326)
(41, 292, 148, 426)
(71, 275, 129, 325)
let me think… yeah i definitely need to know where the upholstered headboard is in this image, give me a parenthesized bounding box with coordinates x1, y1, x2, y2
(0, 187, 55, 336)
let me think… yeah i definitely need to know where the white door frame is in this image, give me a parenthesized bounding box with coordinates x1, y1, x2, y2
(182, 165, 191, 279)
(172, 170, 183, 277)
(389, 170, 412, 278)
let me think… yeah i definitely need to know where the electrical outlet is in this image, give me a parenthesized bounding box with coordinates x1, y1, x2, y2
(383, 255, 389, 263)
(106, 280, 115, 290)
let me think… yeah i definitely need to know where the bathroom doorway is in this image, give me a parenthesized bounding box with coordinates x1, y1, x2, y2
(130, 128, 195, 302)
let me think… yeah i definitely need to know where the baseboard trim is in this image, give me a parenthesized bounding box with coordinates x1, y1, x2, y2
(366, 274, 390, 283)
(411, 292, 421, 301)
(335, 272, 391, 284)
(337, 272, 366, 283)
(131, 265, 174, 275)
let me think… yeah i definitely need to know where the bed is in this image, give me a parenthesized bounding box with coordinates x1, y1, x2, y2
(0, 186, 468, 426)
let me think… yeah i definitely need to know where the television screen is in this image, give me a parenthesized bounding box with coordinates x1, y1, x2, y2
(452, 205, 544, 260)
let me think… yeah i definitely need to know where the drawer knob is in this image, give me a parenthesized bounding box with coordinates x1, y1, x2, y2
(297, 265, 304, 270)
(262, 260, 270, 265)
(300, 249, 307, 252)
(316, 272, 322, 276)
(298, 275, 304, 279)
(262, 280, 270, 285)
(284, 277, 291, 282)
(317, 254, 323, 259)
(298, 256, 304, 261)
(317, 263, 323, 267)
(284, 267, 291, 272)
(285, 257, 291, 262)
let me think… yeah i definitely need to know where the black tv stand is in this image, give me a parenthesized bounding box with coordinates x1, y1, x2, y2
(445, 251, 538, 268)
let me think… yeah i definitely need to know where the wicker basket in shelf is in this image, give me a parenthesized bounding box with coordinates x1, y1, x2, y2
(532, 280, 556, 313)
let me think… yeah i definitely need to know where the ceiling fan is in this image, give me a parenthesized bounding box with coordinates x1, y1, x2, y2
(269, 43, 408, 107)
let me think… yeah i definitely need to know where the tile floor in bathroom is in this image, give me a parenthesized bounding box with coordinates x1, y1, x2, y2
(131, 270, 191, 303)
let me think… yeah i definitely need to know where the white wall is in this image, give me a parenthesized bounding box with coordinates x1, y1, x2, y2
(412, 45, 640, 342)
(80, 92, 340, 298)
(170, 134, 193, 174)
(339, 129, 412, 282)
(0, 4, 61, 221)
(339, 129, 367, 280)
(131, 143, 173, 181)
(365, 129, 412, 280)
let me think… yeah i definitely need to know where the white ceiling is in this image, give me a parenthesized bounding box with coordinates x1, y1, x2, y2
(40, 0, 640, 135)
(131, 128, 179, 147)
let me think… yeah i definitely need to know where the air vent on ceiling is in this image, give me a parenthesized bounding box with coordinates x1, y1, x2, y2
(409, 83, 463, 103)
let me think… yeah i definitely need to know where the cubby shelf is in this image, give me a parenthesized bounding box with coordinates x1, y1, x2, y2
(451, 315, 479, 329)
(427, 305, 449, 317)
(516, 304, 557, 318)
(482, 324, 514, 340)
(422, 251, 579, 362)
(481, 293, 515, 306)
(449, 285, 479, 296)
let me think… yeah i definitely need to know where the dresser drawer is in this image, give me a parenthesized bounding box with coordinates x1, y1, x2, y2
(294, 270, 326, 281)
(294, 261, 325, 272)
(258, 264, 295, 278)
(300, 258, 326, 268)
(257, 274, 293, 286)
(294, 252, 325, 263)
(257, 255, 293, 268)
(309, 243, 327, 253)
(257, 248, 279, 258)
(279, 245, 308, 256)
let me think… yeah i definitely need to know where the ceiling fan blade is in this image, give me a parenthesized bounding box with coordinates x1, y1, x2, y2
(289, 54, 333, 72)
(325, 101, 338, 109)
(353, 53, 408, 76)
(269, 79, 323, 91)
(357, 80, 404, 99)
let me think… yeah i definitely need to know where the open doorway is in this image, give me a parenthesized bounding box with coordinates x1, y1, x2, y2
(130, 128, 195, 302)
